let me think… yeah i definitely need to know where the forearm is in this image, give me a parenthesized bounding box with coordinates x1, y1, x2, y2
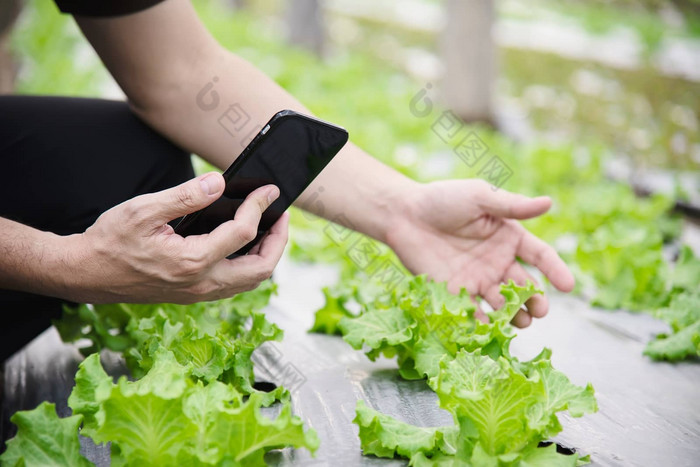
(299, 143, 418, 243)
(0, 217, 77, 299)
(134, 49, 417, 242)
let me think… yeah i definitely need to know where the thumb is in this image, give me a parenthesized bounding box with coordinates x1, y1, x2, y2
(133, 172, 225, 228)
(476, 184, 552, 220)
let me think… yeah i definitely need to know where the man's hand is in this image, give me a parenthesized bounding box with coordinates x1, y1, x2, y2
(63, 172, 288, 304)
(385, 179, 575, 328)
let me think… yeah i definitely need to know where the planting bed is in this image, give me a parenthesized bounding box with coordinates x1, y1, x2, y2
(2, 258, 699, 466)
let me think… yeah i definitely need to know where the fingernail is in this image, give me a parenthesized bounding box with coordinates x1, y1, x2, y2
(200, 174, 219, 195)
(267, 186, 280, 204)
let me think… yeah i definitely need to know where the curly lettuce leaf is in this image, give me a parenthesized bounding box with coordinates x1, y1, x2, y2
(339, 278, 540, 380)
(435, 352, 547, 457)
(645, 291, 700, 361)
(519, 442, 584, 467)
(57, 282, 282, 395)
(54, 303, 144, 356)
(67, 348, 318, 466)
(55, 281, 277, 358)
(353, 400, 457, 459)
(431, 351, 594, 464)
(489, 281, 541, 324)
(181, 382, 237, 463)
(575, 220, 669, 311)
(192, 391, 319, 466)
(517, 350, 598, 437)
(87, 350, 196, 465)
(645, 321, 700, 361)
(97, 384, 196, 465)
(346, 277, 595, 465)
(340, 305, 414, 352)
(309, 250, 411, 337)
(354, 349, 595, 466)
(67, 353, 113, 437)
(0, 402, 93, 467)
(671, 246, 700, 293)
(309, 286, 355, 335)
(226, 312, 285, 396)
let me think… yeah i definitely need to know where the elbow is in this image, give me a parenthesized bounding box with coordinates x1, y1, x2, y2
(126, 44, 231, 127)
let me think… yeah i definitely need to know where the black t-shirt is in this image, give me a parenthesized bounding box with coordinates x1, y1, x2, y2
(54, 0, 166, 17)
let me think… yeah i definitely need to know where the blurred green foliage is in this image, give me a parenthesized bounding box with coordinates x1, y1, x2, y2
(332, 2, 700, 170)
(9, 0, 109, 95)
(533, 0, 699, 43)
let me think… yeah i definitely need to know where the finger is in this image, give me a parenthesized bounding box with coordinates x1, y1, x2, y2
(129, 172, 225, 229)
(225, 212, 289, 265)
(252, 211, 289, 263)
(511, 309, 532, 328)
(247, 229, 276, 256)
(189, 185, 280, 262)
(475, 183, 552, 220)
(504, 262, 549, 318)
(248, 237, 264, 256)
(482, 283, 505, 312)
(516, 229, 575, 292)
(211, 213, 289, 287)
(206, 259, 267, 297)
(473, 299, 489, 324)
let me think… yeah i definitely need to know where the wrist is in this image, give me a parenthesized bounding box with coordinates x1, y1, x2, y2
(373, 176, 422, 246)
(38, 231, 104, 304)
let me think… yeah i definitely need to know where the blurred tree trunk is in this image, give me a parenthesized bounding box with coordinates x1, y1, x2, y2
(229, 0, 247, 10)
(441, 0, 495, 125)
(286, 0, 324, 57)
(0, 0, 21, 94)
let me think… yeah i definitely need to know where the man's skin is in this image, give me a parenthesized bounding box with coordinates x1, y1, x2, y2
(0, 0, 574, 328)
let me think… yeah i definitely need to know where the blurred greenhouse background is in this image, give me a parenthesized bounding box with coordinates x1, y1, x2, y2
(1, 0, 699, 310)
(4, 0, 700, 171)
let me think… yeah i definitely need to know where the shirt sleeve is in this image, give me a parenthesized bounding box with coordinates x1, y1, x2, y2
(53, 0, 166, 17)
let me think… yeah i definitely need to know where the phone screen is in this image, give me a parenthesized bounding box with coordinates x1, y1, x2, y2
(175, 112, 348, 256)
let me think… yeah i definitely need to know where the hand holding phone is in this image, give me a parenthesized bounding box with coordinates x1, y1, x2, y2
(61, 173, 289, 305)
(175, 110, 349, 257)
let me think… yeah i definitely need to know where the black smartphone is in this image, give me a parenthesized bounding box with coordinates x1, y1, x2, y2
(174, 110, 349, 257)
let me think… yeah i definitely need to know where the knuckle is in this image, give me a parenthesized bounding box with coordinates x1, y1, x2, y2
(120, 199, 146, 224)
(532, 245, 548, 265)
(185, 280, 216, 299)
(175, 187, 200, 211)
(254, 264, 274, 282)
(175, 252, 207, 277)
(236, 225, 257, 244)
(181, 261, 204, 277)
(257, 196, 270, 211)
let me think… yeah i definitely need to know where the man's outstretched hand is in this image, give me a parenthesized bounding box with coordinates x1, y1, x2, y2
(63, 172, 288, 304)
(385, 179, 575, 328)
